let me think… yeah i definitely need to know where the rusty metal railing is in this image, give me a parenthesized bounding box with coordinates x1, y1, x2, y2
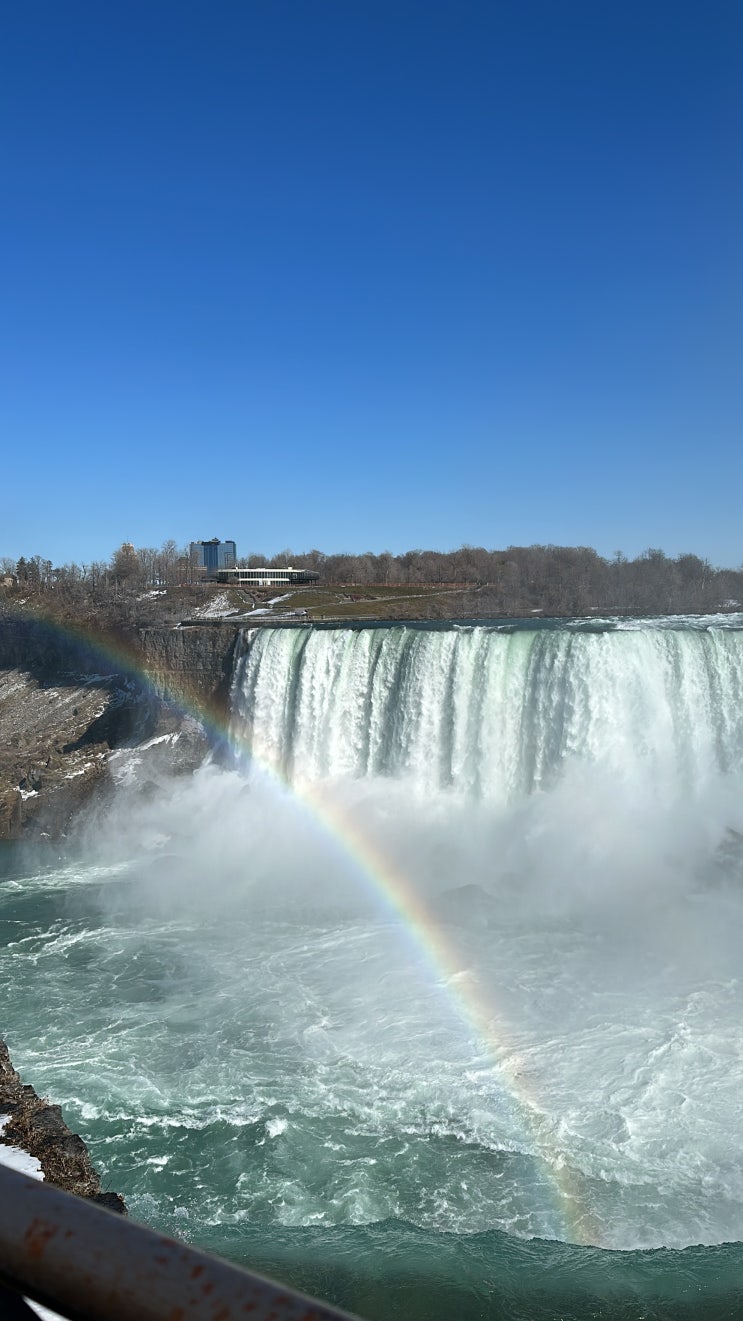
(0, 1164, 361, 1321)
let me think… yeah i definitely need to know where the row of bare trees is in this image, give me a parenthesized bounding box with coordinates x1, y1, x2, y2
(1, 541, 191, 594)
(0, 541, 201, 628)
(243, 544, 742, 616)
(2, 542, 742, 620)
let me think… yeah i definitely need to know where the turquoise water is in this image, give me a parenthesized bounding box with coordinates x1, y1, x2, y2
(3, 620, 743, 1318)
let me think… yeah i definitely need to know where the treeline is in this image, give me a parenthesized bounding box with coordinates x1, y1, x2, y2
(1, 541, 742, 620)
(0, 541, 197, 628)
(249, 545, 742, 615)
(1, 540, 188, 593)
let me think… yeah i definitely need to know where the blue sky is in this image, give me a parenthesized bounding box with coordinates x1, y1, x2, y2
(2, 1, 741, 567)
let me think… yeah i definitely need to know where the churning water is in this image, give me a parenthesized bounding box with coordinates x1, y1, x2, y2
(3, 618, 743, 1318)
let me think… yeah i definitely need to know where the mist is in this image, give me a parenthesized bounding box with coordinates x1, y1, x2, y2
(5, 618, 743, 1269)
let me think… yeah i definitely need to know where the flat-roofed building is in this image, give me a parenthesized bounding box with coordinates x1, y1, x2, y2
(216, 566, 319, 588)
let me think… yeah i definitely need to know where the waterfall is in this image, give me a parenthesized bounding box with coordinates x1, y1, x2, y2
(230, 623, 743, 803)
(6, 618, 743, 1285)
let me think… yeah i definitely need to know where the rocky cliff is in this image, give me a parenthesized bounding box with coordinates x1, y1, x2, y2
(138, 622, 240, 706)
(0, 1038, 126, 1211)
(0, 618, 242, 839)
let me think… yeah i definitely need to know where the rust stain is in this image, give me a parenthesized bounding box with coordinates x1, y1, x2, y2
(201, 1281, 215, 1294)
(167, 1309, 184, 1321)
(190, 1264, 205, 1279)
(23, 1218, 59, 1261)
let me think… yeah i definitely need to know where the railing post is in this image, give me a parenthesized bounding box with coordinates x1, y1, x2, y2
(0, 1165, 360, 1321)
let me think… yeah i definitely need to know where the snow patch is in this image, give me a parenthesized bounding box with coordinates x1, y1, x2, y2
(139, 733, 181, 751)
(0, 1114, 44, 1178)
(191, 592, 239, 620)
(0, 681, 27, 701)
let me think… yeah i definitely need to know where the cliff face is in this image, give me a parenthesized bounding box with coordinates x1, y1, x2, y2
(138, 623, 240, 707)
(0, 668, 142, 838)
(0, 619, 242, 840)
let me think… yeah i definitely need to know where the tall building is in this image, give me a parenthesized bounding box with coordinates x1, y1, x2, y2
(190, 538, 237, 577)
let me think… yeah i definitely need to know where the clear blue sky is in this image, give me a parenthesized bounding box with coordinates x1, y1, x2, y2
(2, 1, 741, 567)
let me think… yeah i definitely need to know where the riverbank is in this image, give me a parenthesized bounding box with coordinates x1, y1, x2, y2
(0, 1038, 126, 1211)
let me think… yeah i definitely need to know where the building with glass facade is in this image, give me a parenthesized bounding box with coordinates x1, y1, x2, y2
(215, 567, 319, 587)
(189, 539, 237, 577)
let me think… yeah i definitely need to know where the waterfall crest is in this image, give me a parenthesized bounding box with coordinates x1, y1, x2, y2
(230, 623, 743, 801)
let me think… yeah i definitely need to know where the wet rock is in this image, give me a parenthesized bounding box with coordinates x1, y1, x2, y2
(0, 1038, 127, 1210)
(138, 622, 239, 706)
(0, 667, 128, 839)
(0, 619, 242, 839)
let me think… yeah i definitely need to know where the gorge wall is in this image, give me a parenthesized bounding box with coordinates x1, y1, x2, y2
(0, 619, 242, 839)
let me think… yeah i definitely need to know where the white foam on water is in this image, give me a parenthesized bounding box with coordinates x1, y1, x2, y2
(5, 622, 743, 1253)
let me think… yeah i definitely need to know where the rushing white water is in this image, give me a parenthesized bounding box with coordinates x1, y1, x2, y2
(4, 619, 743, 1317)
(232, 622, 743, 802)
(227, 621, 743, 1250)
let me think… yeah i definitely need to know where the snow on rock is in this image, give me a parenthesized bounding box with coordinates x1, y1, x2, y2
(0, 1113, 44, 1178)
(190, 592, 239, 619)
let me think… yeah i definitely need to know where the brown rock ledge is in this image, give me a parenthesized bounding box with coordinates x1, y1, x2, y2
(0, 1038, 126, 1213)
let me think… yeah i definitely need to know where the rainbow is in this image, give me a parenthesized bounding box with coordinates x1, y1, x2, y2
(2, 607, 599, 1246)
(229, 725, 600, 1248)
